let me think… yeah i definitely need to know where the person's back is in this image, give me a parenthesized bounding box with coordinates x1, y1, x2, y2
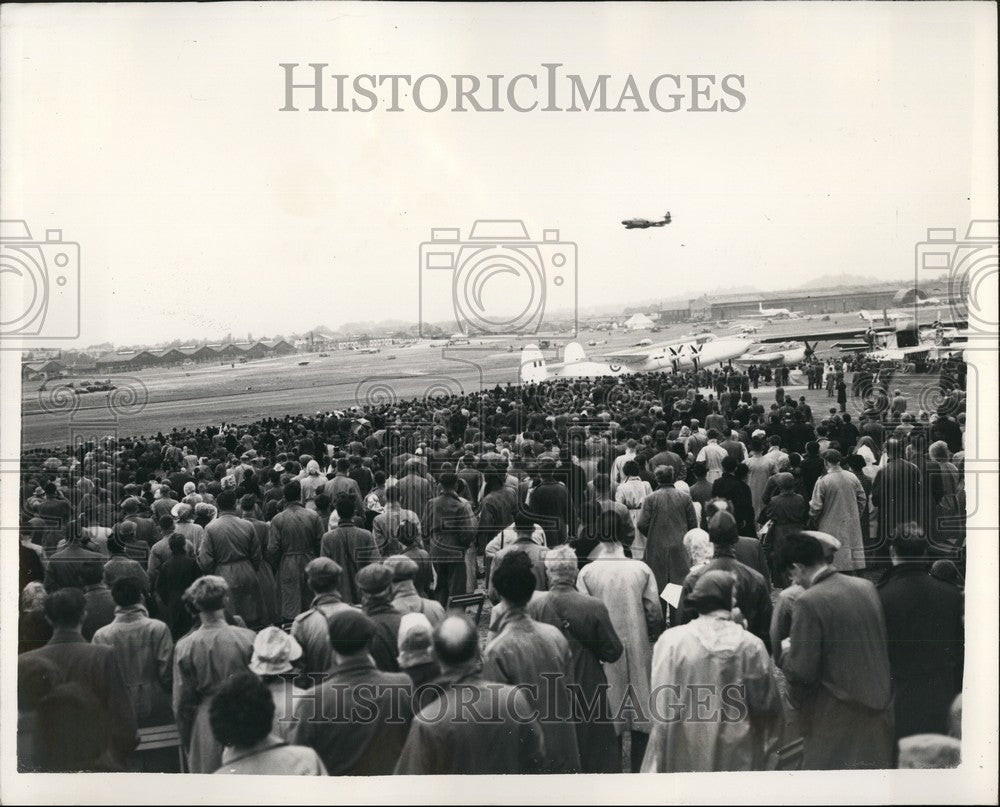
(44, 541, 105, 592)
(779, 533, 892, 769)
(92, 578, 174, 726)
(292, 610, 413, 775)
(787, 570, 891, 707)
(395, 616, 545, 775)
(320, 518, 380, 605)
(877, 525, 964, 740)
(19, 589, 138, 768)
(528, 476, 570, 547)
(396, 468, 433, 516)
(678, 512, 772, 646)
(577, 539, 661, 762)
(483, 553, 580, 774)
(643, 570, 781, 772)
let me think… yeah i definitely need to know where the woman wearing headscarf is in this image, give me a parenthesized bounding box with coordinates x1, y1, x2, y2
(756, 473, 808, 585)
(193, 501, 217, 530)
(854, 435, 880, 480)
(642, 569, 781, 772)
(173, 576, 257, 774)
(181, 481, 203, 507)
(614, 460, 653, 560)
(395, 612, 440, 689)
(18, 582, 52, 655)
(683, 527, 713, 576)
(171, 502, 207, 554)
(298, 460, 326, 510)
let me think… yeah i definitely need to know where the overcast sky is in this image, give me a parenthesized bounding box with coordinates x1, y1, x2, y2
(2, 2, 996, 347)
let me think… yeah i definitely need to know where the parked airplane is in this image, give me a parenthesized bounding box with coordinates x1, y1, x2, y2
(756, 316, 967, 363)
(859, 302, 947, 324)
(519, 334, 751, 382)
(750, 302, 804, 319)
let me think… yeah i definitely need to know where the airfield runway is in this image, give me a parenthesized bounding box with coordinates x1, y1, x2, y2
(19, 314, 945, 449)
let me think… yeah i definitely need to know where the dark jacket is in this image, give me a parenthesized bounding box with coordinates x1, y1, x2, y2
(292, 654, 413, 775)
(19, 629, 138, 767)
(43, 543, 106, 592)
(320, 525, 381, 605)
(678, 549, 773, 648)
(781, 567, 893, 769)
(877, 564, 964, 739)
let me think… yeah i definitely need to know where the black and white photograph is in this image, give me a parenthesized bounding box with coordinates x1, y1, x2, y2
(0, 2, 996, 804)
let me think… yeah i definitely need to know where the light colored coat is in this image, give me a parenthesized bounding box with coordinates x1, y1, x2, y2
(577, 543, 663, 734)
(642, 613, 781, 772)
(637, 485, 698, 590)
(809, 468, 867, 571)
(92, 605, 174, 726)
(173, 620, 256, 773)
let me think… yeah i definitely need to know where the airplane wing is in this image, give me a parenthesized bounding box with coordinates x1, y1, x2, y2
(756, 317, 969, 346)
(755, 328, 876, 344)
(603, 351, 654, 363)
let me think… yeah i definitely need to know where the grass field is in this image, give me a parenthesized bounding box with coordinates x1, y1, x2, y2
(20, 314, 952, 449)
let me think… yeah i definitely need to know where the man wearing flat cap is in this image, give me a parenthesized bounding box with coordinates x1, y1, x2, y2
(808, 449, 867, 573)
(291, 557, 358, 678)
(385, 555, 445, 626)
(356, 563, 404, 672)
(292, 609, 413, 776)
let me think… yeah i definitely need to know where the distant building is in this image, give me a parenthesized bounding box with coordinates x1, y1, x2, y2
(95, 350, 157, 371)
(21, 359, 66, 380)
(688, 283, 933, 321)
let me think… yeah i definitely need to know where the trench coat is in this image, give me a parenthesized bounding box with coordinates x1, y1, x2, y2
(92, 604, 174, 727)
(267, 503, 324, 621)
(781, 568, 893, 769)
(173, 619, 257, 773)
(576, 543, 663, 735)
(637, 485, 698, 591)
(199, 513, 265, 626)
(483, 607, 581, 773)
(528, 582, 624, 773)
(808, 469, 867, 572)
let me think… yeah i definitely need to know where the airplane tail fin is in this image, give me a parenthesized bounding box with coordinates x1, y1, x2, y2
(563, 342, 588, 364)
(519, 344, 548, 384)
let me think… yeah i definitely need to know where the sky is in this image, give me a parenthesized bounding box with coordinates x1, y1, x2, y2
(1, 2, 996, 348)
